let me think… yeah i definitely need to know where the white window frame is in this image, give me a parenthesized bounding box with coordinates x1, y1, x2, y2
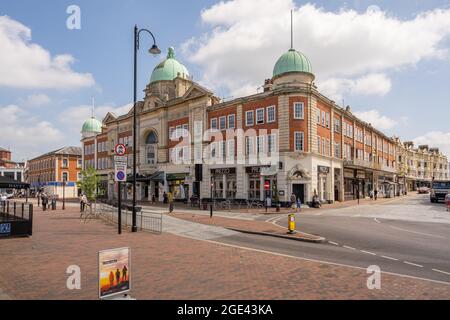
(219, 116, 227, 131)
(293, 102, 304, 120)
(211, 118, 218, 130)
(245, 136, 254, 155)
(256, 108, 265, 125)
(267, 133, 277, 154)
(325, 113, 330, 128)
(245, 111, 254, 126)
(257, 135, 265, 155)
(227, 139, 235, 159)
(183, 123, 189, 137)
(228, 114, 235, 129)
(321, 110, 325, 126)
(294, 132, 304, 152)
(266, 106, 276, 123)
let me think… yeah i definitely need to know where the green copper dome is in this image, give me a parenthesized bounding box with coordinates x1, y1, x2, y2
(81, 117, 102, 134)
(273, 49, 312, 78)
(150, 47, 189, 83)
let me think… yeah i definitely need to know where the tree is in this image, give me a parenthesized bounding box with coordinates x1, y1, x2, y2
(76, 167, 104, 214)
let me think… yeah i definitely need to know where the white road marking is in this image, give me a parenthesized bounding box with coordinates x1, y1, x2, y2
(328, 241, 339, 246)
(388, 225, 445, 239)
(432, 269, 450, 276)
(206, 239, 450, 285)
(404, 261, 424, 268)
(380, 255, 398, 261)
(343, 245, 356, 250)
(374, 218, 381, 224)
(353, 214, 361, 217)
(360, 250, 377, 256)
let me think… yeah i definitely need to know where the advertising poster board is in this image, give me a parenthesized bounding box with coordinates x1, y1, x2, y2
(98, 247, 131, 299)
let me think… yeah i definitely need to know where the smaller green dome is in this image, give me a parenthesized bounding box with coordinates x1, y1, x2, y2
(150, 47, 189, 83)
(273, 49, 312, 78)
(81, 117, 102, 134)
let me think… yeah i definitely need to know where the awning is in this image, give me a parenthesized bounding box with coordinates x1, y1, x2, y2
(127, 172, 165, 184)
(0, 176, 29, 189)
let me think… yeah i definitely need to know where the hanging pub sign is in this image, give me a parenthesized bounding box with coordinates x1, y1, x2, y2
(211, 168, 236, 175)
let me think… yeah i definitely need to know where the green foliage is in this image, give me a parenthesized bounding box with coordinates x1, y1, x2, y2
(76, 167, 104, 202)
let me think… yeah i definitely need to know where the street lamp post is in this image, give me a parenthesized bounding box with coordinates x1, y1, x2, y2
(132, 25, 161, 232)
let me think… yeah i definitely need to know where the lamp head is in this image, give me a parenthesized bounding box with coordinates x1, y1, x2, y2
(149, 44, 161, 56)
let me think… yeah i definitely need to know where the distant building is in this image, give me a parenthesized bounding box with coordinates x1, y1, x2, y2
(395, 139, 448, 191)
(26, 146, 82, 198)
(0, 146, 25, 193)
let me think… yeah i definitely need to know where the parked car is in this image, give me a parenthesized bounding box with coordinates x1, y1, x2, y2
(418, 186, 430, 194)
(5, 192, 14, 199)
(446, 194, 450, 211)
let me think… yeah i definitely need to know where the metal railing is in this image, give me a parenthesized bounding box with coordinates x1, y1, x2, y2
(0, 200, 33, 237)
(97, 203, 162, 234)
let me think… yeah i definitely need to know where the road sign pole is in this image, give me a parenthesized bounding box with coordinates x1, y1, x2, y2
(118, 181, 122, 235)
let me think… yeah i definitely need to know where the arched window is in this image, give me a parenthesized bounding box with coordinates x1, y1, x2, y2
(145, 131, 158, 144)
(145, 131, 158, 165)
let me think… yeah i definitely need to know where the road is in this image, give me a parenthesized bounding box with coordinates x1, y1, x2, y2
(212, 194, 450, 284)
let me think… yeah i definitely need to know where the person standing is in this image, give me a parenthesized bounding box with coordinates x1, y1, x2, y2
(163, 191, 168, 204)
(168, 191, 174, 213)
(41, 193, 48, 211)
(109, 271, 115, 288)
(290, 193, 297, 210)
(374, 188, 378, 201)
(115, 268, 121, 285)
(122, 265, 128, 282)
(79, 194, 85, 213)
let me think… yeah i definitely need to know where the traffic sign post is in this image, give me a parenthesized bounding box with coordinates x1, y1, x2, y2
(114, 144, 127, 235)
(264, 181, 270, 213)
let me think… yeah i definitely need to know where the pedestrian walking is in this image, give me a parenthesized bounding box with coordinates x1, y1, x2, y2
(163, 191, 168, 204)
(374, 188, 378, 201)
(79, 194, 85, 212)
(168, 191, 174, 213)
(296, 198, 302, 212)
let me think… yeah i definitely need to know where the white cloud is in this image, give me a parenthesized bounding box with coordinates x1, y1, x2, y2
(319, 73, 392, 101)
(353, 110, 397, 130)
(59, 103, 133, 134)
(183, 1, 450, 99)
(413, 131, 450, 159)
(0, 104, 63, 161)
(19, 93, 51, 107)
(0, 15, 95, 89)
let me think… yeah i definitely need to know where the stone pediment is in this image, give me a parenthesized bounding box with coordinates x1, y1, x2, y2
(103, 112, 117, 124)
(182, 84, 212, 101)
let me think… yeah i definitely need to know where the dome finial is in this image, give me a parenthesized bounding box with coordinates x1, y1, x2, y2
(167, 47, 175, 59)
(290, 9, 294, 50)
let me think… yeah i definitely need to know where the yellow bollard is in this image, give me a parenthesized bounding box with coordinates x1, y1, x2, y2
(288, 213, 295, 234)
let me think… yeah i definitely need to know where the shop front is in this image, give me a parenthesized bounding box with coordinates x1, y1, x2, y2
(166, 173, 189, 201)
(210, 168, 237, 199)
(344, 169, 366, 200)
(377, 175, 395, 198)
(246, 166, 275, 201)
(344, 169, 355, 201)
(317, 166, 331, 202)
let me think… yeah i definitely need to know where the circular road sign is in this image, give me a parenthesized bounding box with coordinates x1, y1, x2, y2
(264, 181, 270, 190)
(114, 144, 126, 156)
(116, 170, 126, 181)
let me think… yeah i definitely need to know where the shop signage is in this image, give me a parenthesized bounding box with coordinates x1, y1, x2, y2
(318, 166, 330, 174)
(98, 247, 131, 299)
(356, 170, 366, 179)
(245, 166, 270, 174)
(261, 166, 278, 176)
(211, 168, 236, 175)
(344, 169, 354, 178)
(166, 173, 187, 181)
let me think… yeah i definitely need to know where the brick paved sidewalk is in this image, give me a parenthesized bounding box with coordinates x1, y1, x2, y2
(172, 212, 324, 242)
(0, 206, 449, 299)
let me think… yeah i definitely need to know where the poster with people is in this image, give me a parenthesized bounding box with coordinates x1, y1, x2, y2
(98, 247, 130, 299)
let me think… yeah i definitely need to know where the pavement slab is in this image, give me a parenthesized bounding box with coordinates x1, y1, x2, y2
(0, 206, 449, 299)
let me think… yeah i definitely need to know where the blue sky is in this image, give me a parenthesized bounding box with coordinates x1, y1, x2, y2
(1, 0, 450, 161)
